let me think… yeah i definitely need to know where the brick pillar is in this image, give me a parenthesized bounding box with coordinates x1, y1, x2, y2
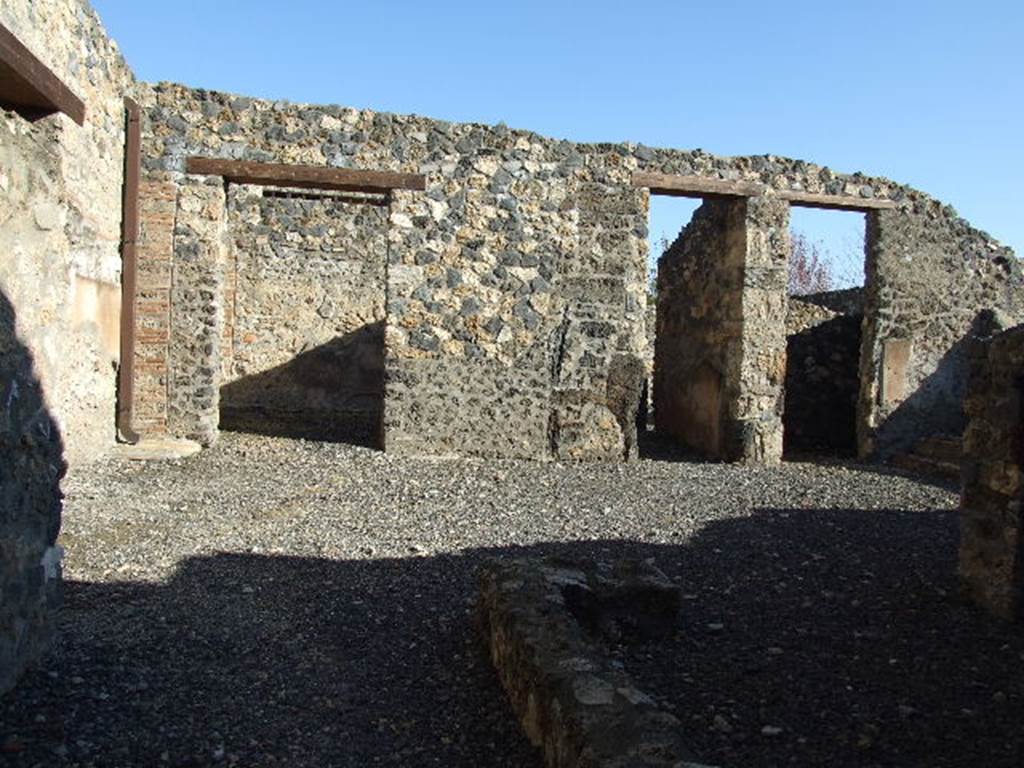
(131, 180, 176, 436)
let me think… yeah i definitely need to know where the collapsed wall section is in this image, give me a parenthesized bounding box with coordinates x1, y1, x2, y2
(654, 197, 788, 462)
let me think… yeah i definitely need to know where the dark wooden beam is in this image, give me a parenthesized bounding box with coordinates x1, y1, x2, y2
(632, 171, 765, 199)
(777, 189, 898, 212)
(0, 22, 85, 125)
(186, 157, 426, 194)
(117, 97, 141, 443)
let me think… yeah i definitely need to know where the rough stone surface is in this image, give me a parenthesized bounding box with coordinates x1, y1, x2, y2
(654, 198, 788, 463)
(167, 178, 227, 446)
(129, 78, 1023, 463)
(0, 292, 66, 696)
(0, 0, 134, 694)
(478, 558, 698, 767)
(959, 316, 1024, 620)
(860, 209, 1024, 457)
(0, 0, 133, 465)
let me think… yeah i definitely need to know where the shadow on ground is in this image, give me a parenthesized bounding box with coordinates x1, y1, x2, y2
(1, 504, 1022, 767)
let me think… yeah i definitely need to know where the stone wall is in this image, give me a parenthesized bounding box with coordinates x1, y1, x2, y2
(654, 197, 788, 463)
(220, 188, 387, 442)
(166, 178, 226, 445)
(859, 208, 1023, 457)
(0, 0, 134, 464)
(0, 0, 135, 693)
(129, 76, 1019, 462)
(959, 317, 1024, 620)
(478, 558, 698, 767)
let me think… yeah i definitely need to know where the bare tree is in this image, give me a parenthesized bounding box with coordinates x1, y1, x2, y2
(789, 230, 834, 295)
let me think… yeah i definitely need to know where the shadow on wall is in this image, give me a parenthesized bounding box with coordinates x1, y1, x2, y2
(784, 314, 862, 457)
(219, 321, 384, 447)
(0, 289, 65, 695)
(871, 311, 1002, 457)
(2, 506, 1023, 765)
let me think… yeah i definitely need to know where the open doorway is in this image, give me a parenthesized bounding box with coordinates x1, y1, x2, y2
(783, 207, 867, 457)
(218, 185, 388, 446)
(640, 195, 702, 454)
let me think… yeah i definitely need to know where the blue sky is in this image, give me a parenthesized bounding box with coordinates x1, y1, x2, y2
(93, 0, 1023, 281)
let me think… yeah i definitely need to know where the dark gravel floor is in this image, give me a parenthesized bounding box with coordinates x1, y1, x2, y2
(617, 506, 1024, 767)
(1, 430, 1010, 767)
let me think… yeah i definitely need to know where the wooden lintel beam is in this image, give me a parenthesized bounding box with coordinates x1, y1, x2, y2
(0, 22, 85, 125)
(632, 172, 765, 199)
(776, 189, 898, 212)
(186, 157, 426, 194)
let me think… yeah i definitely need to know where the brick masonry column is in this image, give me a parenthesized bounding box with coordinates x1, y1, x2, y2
(131, 180, 176, 436)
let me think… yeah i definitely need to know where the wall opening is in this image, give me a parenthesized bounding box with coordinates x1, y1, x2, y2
(641, 195, 701, 455)
(217, 185, 387, 446)
(783, 207, 867, 457)
(649, 194, 760, 460)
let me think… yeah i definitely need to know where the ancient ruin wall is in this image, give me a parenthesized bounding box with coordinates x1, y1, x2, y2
(860, 208, 1023, 457)
(167, 178, 227, 445)
(654, 197, 788, 462)
(959, 318, 1024, 620)
(0, 0, 135, 693)
(0, 0, 134, 464)
(136, 84, 651, 460)
(220, 188, 387, 441)
(133, 79, 1019, 461)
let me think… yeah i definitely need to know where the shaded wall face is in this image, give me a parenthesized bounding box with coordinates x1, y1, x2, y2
(960, 321, 1024, 620)
(784, 302, 862, 456)
(859, 208, 1024, 457)
(654, 198, 788, 463)
(219, 189, 386, 442)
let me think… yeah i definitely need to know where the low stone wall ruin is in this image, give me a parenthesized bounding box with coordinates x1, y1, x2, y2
(478, 558, 702, 768)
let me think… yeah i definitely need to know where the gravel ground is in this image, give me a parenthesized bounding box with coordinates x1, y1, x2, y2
(1, 430, 1017, 767)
